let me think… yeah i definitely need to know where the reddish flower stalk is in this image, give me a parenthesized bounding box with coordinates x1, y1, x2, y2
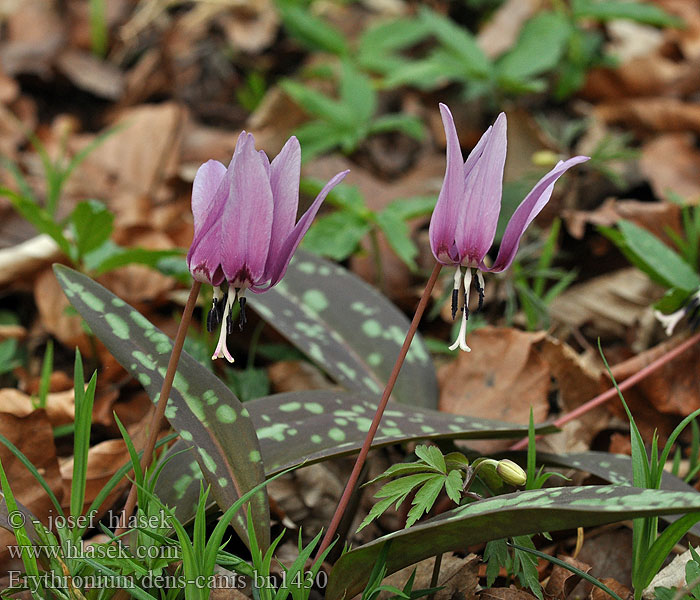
(315, 263, 442, 559)
(116, 280, 201, 536)
(509, 330, 700, 451)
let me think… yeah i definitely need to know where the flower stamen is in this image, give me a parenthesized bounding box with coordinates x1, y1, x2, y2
(449, 268, 472, 352)
(475, 270, 485, 312)
(238, 293, 247, 331)
(206, 286, 225, 333)
(213, 290, 237, 363)
(451, 267, 462, 320)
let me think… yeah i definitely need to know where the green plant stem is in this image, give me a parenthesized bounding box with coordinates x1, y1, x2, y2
(116, 280, 201, 535)
(509, 330, 700, 451)
(315, 263, 442, 560)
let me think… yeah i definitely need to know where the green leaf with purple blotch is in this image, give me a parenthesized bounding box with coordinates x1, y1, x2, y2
(327, 486, 700, 600)
(52, 264, 269, 549)
(533, 450, 700, 538)
(154, 389, 557, 522)
(249, 250, 438, 408)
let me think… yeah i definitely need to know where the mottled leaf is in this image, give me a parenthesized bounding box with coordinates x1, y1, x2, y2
(534, 450, 700, 538)
(327, 486, 700, 600)
(155, 390, 557, 521)
(52, 265, 269, 548)
(249, 251, 438, 407)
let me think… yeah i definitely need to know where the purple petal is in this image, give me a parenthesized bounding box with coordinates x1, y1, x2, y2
(264, 136, 301, 277)
(186, 160, 229, 285)
(429, 103, 467, 265)
(484, 155, 590, 273)
(463, 123, 492, 178)
(254, 169, 349, 291)
(221, 133, 274, 286)
(188, 160, 228, 250)
(454, 112, 507, 264)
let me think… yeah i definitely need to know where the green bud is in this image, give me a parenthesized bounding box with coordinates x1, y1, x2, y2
(496, 459, 527, 486)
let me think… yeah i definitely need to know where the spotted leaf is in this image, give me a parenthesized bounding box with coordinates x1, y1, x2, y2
(248, 250, 438, 407)
(155, 390, 557, 521)
(327, 486, 700, 600)
(52, 265, 269, 549)
(533, 450, 700, 538)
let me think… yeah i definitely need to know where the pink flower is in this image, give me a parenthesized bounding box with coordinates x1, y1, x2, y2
(187, 132, 348, 361)
(429, 103, 589, 351)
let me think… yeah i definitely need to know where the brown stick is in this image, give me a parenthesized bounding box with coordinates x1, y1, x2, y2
(116, 280, 202, 535)
(509, 330, 700, 451)
(315, 263, 443, 559)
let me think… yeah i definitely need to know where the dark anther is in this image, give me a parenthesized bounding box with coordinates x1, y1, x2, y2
(206, 298, 220, 333)
(688, 302, 700, 332)
(238, 297, 247, 332)
(451, 288, 459, 320)
(474, 276, 484, 312)
(226, 311, 233, 335)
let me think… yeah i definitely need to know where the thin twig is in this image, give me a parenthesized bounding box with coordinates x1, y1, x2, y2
(509, 330, 700, 451)
(315, 263, 443, 560)
(116, 280, 202, 535)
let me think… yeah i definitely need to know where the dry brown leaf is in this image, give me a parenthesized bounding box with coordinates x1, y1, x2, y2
(180, 121, 240, 167)
(55, 49, 125, 101)
(0, 235, 63, 286)
(247, 86, 310, 154)
(0, 410, 63, 567)
(611, 333, 700, 418)
(574, 529, 633, 593)
(379, 554, 480, 600)
(73, 102, 185, 197)
(535, 337, 608, 454)
(583, 51, 700, 100)
(590, 579, 633, 600)
(267, 361, 336, 394)
(563, 198, 682, 242)
(0, 0, 65, 77)
(0, 323, 26, 342)
(596, 98, 700, 135)
(33, 267, 93, 356)
(97, 230, 176, 304)
(659, 0, 700, 60)
(218, 0, 279, 53)
(481, 586, 539, 600)
(643, 546, 698, 599)
(59, 430, 144, 518)
(640, 134, 700, 202)
(477, 0, 542, 59)
(549, 268, 662, 337)
(438, 328, 550, 428)
(0, 388, 74, 426)
(544, 555, 592, 600)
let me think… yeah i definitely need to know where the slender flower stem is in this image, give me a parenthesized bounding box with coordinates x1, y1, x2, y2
(427, 553, 443, 600)
(116, 281, 202, 535)
(509, 330, 700, 451)
(316, 263, 442, 559)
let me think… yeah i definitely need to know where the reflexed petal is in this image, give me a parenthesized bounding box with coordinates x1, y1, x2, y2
(187, 160, 230, 285)
(454, 112, 507, 264)
(485, 155, 590, 272)
(254, 169, 349, 291)
(264, 136, 302, 277)
(429, 103, 466, 265)
(188, 160, 228, 249)
(221, 133, 274, 285)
